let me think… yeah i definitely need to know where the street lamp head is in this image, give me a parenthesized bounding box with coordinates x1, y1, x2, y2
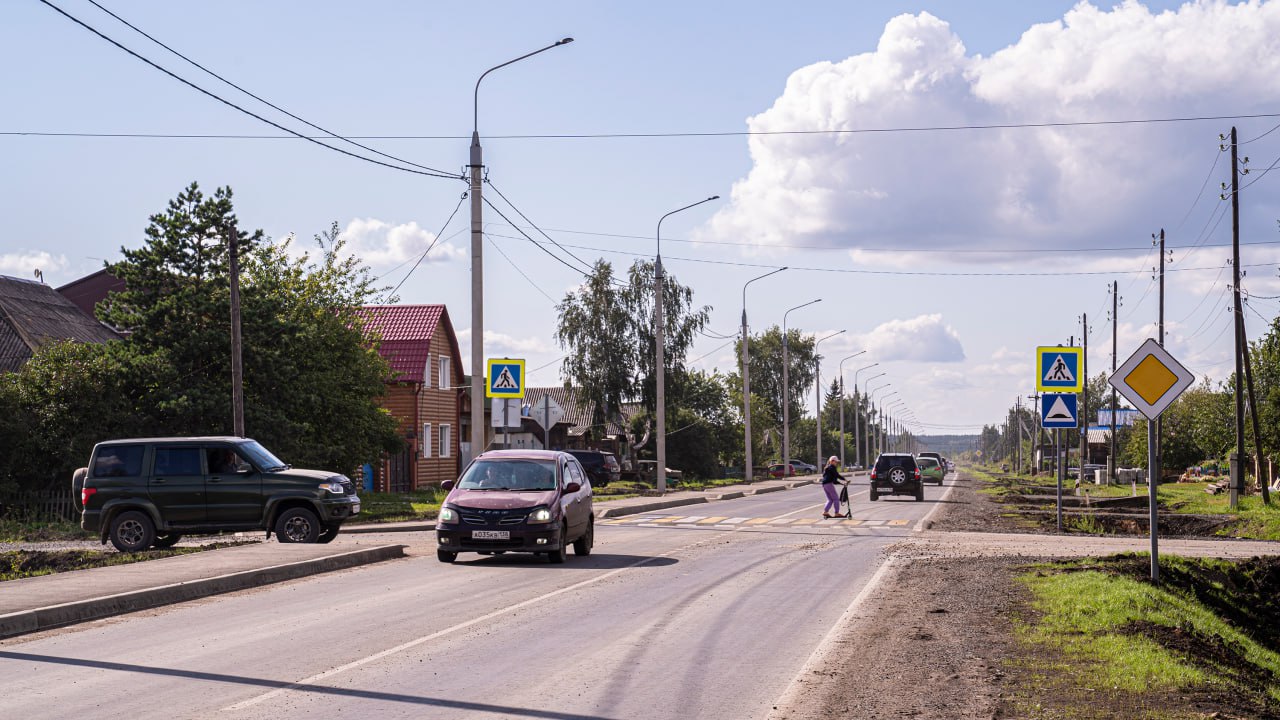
(558, 37, 575, 45)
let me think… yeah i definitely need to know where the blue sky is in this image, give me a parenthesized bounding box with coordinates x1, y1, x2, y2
(5, 1, 1280, 434)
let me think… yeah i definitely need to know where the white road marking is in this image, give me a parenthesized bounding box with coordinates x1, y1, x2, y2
(222, 531, 735, 712)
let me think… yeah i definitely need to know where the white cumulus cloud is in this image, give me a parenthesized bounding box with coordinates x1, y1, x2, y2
(0, 251, 67, 277)
(702, 2, 1280, 258)
(339, 218, 466, 267)
(857, 314, 965, 362)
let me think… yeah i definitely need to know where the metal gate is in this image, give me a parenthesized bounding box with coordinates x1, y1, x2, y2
(386, 448, 414, 493)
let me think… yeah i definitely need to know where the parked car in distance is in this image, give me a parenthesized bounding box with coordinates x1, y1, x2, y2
(788, 460, 818, 474)
(565, 449, 621, 487)
(435, 449, 594, 564)
(917, 456, 945, 485)
(869, 452, 923, 501)
(75, 436, 360, 552)
(767, 463, 797, 478)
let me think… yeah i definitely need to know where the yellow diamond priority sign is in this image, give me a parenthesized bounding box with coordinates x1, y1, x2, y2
(1108, 339, 1195, 420)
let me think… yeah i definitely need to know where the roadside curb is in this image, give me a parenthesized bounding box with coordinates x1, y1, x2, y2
(595, 496, 710, 519)
(0, 544, 406, 640)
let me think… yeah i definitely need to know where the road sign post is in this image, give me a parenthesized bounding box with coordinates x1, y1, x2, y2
(1108, 338, 1196, 583)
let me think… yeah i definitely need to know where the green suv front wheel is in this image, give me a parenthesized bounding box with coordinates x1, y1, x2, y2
(110, 510, 156, 553)
(275, 507, 321, 543)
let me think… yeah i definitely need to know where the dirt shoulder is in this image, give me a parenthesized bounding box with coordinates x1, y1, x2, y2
(772, 469, 1280, 720)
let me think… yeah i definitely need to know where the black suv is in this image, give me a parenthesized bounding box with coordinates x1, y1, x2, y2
(565, 449, 621, 487)
(869, 452, 923, 501)
(74, 436, 361, 551)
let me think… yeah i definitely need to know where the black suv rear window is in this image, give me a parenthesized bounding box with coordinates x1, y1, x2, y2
(93, 445, 145, 477)
(875, 455, 917, 472)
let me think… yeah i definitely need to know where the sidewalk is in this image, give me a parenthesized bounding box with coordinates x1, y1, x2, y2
(1, 474, 829, 639)
(0, 543, 405, 640)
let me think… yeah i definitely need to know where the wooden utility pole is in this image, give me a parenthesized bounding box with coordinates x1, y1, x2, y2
(1230, 127, 1244, 509)
(1079, 314, 1089, 475)
(228, 221, 245, 437)
(1239, 316, 1269, 504)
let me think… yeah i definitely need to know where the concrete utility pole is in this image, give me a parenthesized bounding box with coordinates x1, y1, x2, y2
(656, 196, 719, 493)
(741, 268, 786, 482)
(469, 39, 574, 462)
(842, 359, 873, 468)
(862, 373, 885, 467)
(1110, 280, 1119, 483)
(227, 221, 244, 437)
(1229, 126, 1244, 509)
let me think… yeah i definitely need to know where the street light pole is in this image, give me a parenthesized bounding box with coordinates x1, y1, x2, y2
(782, 299, 821, 476)
(862, 374, 886, 467)
(848, 363, 877, 468)
(814, 330, 845, 467)
(837, 353, 868, 468)
(469, 38, 574, 462)
(873, 388, 897, 456)
(887, 401, 905, 451)
(741, 267, 787, 482)
(656, 196, 719, 493)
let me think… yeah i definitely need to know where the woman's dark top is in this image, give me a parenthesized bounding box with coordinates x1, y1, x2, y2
(822, 464, 845, 484)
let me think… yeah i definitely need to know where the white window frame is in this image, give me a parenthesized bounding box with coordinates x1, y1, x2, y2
(440, 424, 452, 457)
(421, 423, 432, 458)
(423, 355, 432, 388)
(438, 356, 451, 390)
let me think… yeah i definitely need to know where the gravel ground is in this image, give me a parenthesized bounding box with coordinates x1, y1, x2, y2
(772, 469, 1280, 720)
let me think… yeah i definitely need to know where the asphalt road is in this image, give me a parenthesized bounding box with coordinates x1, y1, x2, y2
(0, 477, 951, 720)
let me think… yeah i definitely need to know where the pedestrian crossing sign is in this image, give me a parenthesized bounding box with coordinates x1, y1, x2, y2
(1036, 346, 1084, 392)
(1040, 393, 1079, 428)
(486, 358, 525, 398)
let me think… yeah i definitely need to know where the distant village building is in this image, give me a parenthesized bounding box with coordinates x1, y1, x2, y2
(358, 304, 464, 491)
(0, 274, 119, 373)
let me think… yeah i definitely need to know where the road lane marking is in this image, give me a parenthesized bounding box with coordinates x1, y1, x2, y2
(722, 517, 748, 525)
(745, 518, 773, 525)
(888, 519, 909, 526)
(223, 529, 740, 712)
(696, 516, 728, 524)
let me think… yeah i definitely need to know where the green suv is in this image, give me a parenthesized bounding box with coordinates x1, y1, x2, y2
(74, 437, 361, 552)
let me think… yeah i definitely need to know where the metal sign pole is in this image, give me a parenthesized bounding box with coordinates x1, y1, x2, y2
(1148, 419, 1159, 583)
(1055, 428, 1063, 532)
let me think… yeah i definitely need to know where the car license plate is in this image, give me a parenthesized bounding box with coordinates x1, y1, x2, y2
(351, 502, 360, 514)
(472, 530, 509, 540)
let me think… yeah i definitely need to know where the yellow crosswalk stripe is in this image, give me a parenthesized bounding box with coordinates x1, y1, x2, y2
(744, 518, 773, 525)
(696, 516, 728, 524)
(888, 519, 909, 526)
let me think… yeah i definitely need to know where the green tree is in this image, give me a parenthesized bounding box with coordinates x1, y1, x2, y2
(731, 326, 817, 433)
(1, 183, 402, 494)
(555, 259, 711, 423)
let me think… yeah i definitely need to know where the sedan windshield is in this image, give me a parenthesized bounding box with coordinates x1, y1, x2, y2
(458, 460, 557, 491)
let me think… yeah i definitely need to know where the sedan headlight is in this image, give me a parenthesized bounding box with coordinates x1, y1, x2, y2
(526, 506, 553, 524)
(438, 507, 458, 524)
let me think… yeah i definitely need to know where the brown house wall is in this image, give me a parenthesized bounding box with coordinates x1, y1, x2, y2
(414, 331, 462, 486)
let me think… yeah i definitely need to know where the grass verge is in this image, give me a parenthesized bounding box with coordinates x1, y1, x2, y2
(1159, 482, 1280, 541)
(349, 489, 445, 524)
(1008, 553, 1280, 718)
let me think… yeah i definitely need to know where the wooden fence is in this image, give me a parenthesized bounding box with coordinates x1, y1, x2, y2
(0, 491, 78, 522)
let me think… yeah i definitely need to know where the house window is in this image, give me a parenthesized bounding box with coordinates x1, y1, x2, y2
(439, 356, 451, 390)
(421, 423, 432, 458)
(440, 424, 451, 457)
(423, 355, 432, 388)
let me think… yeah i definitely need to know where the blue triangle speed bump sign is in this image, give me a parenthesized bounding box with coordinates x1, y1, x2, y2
(1040, 393, 1079, 428)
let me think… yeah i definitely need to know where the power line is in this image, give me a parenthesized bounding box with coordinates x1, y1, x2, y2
(486, 232, 1279, 278)
(484, 179, 596, 275)
(36, 0, 461, 181)
(485, 234, 556, 303)
(388, 191, 468, 297)
(82, 0, 456, 178)
(11, 110, 1280, 141)
(480, 196, 600, 279)
(486, 220, 1280, 255)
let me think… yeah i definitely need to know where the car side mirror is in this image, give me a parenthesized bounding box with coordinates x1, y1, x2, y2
(441, 479, 455, 492)
(235, 462, 252, 474)
(563, 482, 581, 494)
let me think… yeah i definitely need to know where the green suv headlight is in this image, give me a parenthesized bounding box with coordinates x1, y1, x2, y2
(438, 507, 458, 524)
(318, 481, 345, 495)
(526, 506, 553, 524)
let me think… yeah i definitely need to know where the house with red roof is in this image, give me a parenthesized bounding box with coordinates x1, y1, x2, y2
(358, 304, 464, 491)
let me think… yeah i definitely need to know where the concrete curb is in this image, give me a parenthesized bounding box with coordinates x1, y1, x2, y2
(343, 522, 429, 534)
(0, 544, 406, 640)
(595, 496, 710, 519)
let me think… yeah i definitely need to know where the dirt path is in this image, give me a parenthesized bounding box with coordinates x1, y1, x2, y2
(770, 469, 1280, 720)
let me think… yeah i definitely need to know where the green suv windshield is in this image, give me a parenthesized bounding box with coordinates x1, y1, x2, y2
(458, 460, 558, 491)
(238, 440, 289, 471)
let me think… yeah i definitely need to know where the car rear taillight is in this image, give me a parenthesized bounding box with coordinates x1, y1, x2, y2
(81, 487, 97, 506)
(870, 469, 877, 480)
(914, 469, 921, 480)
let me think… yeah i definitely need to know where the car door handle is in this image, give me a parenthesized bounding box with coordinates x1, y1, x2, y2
(153, 478, 166, 484)
(208, 477, 221, 483)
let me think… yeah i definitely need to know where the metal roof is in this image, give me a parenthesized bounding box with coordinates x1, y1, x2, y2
(357, 305, 459, 383)
(0, 275, 120, 373)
